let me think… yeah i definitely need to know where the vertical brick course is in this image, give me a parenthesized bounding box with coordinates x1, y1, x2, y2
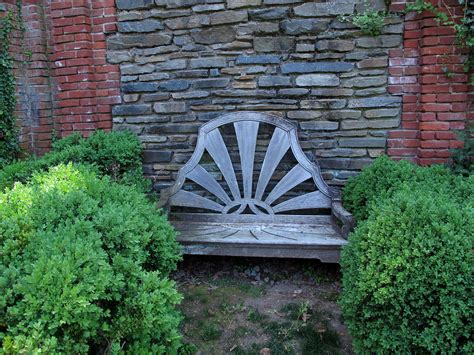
(387, 0, 472, 165)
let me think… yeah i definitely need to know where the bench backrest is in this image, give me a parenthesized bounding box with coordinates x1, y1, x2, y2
(159, 112, 338, 215)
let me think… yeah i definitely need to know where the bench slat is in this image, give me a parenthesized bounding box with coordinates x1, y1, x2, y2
(273, 190, 331, 213)
(205, 128, 241, 200)
(255, 127, 291, 200)
(169, 190, 224, 213)
(234, 120, 259, 199)
(265, 164, 312, 205)
(188, 164, 231, 204)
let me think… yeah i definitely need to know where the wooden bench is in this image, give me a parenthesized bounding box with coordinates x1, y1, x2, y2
(158, 112, 354, 263)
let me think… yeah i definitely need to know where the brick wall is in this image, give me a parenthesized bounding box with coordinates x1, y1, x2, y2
(388, 0, 471, 165)
(2, 0, 121, 155)
(3, 0, 471, 185)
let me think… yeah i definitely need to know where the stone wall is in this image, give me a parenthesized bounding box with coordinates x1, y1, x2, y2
(108, 0, 404, 187)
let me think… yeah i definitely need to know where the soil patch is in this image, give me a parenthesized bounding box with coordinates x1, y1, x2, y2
(172, 256, 353, 354)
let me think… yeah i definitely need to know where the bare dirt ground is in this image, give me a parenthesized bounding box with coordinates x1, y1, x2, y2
(172, 256, 353, 355)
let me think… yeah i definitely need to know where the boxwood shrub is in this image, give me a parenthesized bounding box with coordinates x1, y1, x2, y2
(0, 164, 182, 353)
(341, 156, 473, 353)
(0, 130, 149, 192)
(342, 155, 470, 221)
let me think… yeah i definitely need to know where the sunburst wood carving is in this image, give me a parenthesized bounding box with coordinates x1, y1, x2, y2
(159, 112, 338, 215)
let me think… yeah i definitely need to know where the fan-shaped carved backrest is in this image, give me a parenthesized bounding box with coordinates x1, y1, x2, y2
(159, 112, 337, 215)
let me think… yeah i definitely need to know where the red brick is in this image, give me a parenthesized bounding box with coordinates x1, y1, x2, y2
(419, 122, 450, 131)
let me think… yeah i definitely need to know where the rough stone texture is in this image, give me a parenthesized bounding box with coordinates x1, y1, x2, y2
(110, 0, 404, 185)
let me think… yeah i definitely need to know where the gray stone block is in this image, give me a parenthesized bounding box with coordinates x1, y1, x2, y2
(236, 55, 281, 64)
(107, 33, 172, 49)
(296, 74, 340, 87)
(300, 99, 346, 109)
(192, 4, 225, 12)
(112, 104, 151, 115)
(258, 76, 291, 87)
(339, 138, 386, 148)
(153, 102, 187, 113)
(287, 110, 321, 119)
(300, 121, 339, 131)
(280, 19, 329, 35)
(191, 26, 236, 44)
(107, 51, 132, 64)
(254, 37, 295, 52)
(165, 14, 209, 29)
(279, 88, 309, 96)
(210, 10, 248, 25)
(316, 40, 354, 52)
(341, 119, 399, 130)
(294, 2, 354, 17)
(323, 110, 362, 120)
(365, 108, 400, 118)
(311, 88, 354, 97)
(139, 73, 170, 81)
(156, 0, 206, 8)
(357, 57, 388, 68)
(356, 35, 402, 48)
(173, 90, 210, 99)
(248, 7, 288, 20)
(348, 96, 401, 108)
(155, 59, 187, 71)
(343, 76, 386, 88)
(228, 0, 262, 9)
(143, 150, 173, 163)
(120, 63, 155, 75)
(122, 82, 159, 93)
(315, 148, 366, 158)
(190, 57, 226, 68)
(116, 0, 154, 10)
(281, 62, 353, 74)
(118, 19, 163, 33)
(159, 80, 190, 91)
(193, 78, 230, 88)
(175, 70, 208, 78)
(319, 158, 374, 170)
(355, 87, 387, 96)
(264, 0, 303, 3)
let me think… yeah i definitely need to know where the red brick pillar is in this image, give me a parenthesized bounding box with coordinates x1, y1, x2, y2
(388, 0, 470, 165)
(48, 0, 120, 138)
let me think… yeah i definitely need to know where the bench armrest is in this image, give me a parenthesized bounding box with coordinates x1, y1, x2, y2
(331, 199, 355, 239)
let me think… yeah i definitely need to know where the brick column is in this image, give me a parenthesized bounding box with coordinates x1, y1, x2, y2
(387, 0, 470, 165)
(49, 0, 120, 138)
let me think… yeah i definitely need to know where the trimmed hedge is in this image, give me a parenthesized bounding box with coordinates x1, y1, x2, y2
(342, 155, 471, 221)
(341, 156, 474, 353)
(0, 164, 182, 353)
(0, 130, 150, 192)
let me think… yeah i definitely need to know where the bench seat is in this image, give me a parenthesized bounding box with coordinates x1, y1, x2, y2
(171, 213, 347, 262)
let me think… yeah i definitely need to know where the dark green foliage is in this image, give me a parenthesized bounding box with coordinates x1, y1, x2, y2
(0, 9, 21, 167)
(449, 127, 474, 176)
(351, 9, 386, 36)
(0, 130, 150, 192)
(341, 185, 474, 353)
(341, 156, 473, 352)
(0, 164, 182, 353)
(342, 155, 470, 221)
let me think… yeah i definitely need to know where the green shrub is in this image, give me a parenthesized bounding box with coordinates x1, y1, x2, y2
(342, 155, 470, 221)
(0, 164, 182, 353)
(341, 185, 474, 353)
(0, 130, 149, 192)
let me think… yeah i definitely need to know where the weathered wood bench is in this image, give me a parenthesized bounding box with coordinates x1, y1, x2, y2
(158, 112, 354, 263)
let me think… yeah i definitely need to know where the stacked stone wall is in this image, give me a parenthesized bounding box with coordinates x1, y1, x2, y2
(109, 0, 404, 187)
